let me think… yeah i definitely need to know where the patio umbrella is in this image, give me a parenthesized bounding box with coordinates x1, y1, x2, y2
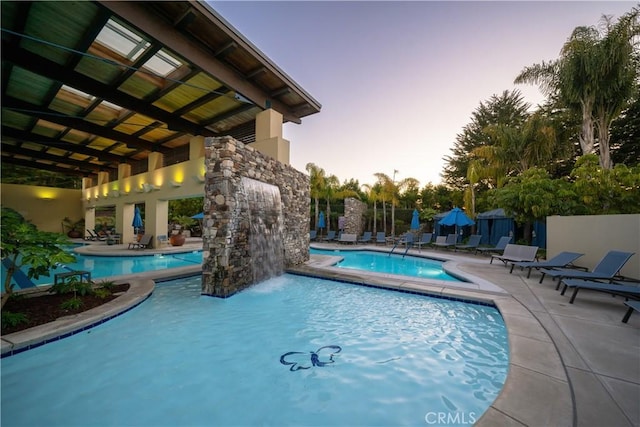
(191, 212, 204, 220)
(438, 207, 474, 236)
(318, 211, 325, 239)
(132, 207, 143, 235)
(410, 209, 420, 230)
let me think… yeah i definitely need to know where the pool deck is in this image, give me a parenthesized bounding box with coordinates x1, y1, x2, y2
(2, 240, 638, 426)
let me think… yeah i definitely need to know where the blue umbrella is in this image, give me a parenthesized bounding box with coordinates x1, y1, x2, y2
(191, 212, 204, 220)
(410, 209, 420, 230)
(132, 207, 143, 234)
(318, 211, 326, 239)
(318, 211, 326, 229)
(438, 207, 474, 236)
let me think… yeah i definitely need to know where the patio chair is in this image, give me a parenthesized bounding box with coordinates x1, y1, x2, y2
(322, 230, 337, 242)
(86, 229, 107, 241)
(490, 244, 539, 268)
(559, 278, 640, 304)
(414, 233, 433, 252)
(510, 251, 584, 278)
(538, 250, 635, 289)
(433, 234, 457, 250)
(128, 234, 154, 250)
(454, 235, 482, 252)
(338, 233, 357, 244)
(375, 232, 386, 245)
(309, 230, 317, 241)
(358, 231, 372, 243)
(622, 300, 640, 323)
(475, 236, 512, 256)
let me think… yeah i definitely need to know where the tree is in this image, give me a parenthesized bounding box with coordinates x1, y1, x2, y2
(610, 90, 640, 166)
(362, 182, 383, 234)
(1, 208, 76, 307)
(489, 168, 578, 243)
(570, 154, 640, 214)
(306, 163, 326, 230)
(515, 8, 640, 169)
(442, 90, 531, 188)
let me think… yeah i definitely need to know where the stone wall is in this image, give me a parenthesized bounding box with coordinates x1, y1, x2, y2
(344, 197, 367, 235)
(201, 136, 310, 297)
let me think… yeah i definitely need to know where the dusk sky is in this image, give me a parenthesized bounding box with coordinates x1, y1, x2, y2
(210, 1, 636, 188)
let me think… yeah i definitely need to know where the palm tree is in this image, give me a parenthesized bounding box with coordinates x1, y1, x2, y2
(306, 163, 326, 230)
(362, 183, 382, 234)
(515, 8, 639, 169)
(322, 174, 340, 233)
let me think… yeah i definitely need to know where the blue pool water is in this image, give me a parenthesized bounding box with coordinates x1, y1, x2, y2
(311, 248, 462, 282)
(1, 274, 509, 426)
(1, 250, 203, 286)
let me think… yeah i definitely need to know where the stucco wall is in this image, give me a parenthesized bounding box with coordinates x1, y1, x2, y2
(201, 136, 310, 297)
(547, 214, 640, 279)
(1, 184, 83, 233)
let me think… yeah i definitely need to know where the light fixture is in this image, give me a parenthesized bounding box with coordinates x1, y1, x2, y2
(142, 183, 161, 193)
(192, 174, 205, 183)
(170, 180, 183, 188)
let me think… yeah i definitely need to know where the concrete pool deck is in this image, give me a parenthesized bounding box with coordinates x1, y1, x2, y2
(2, 240, 638, 426)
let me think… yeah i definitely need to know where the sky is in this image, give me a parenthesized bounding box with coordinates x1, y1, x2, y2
(210, 1, 636, 188)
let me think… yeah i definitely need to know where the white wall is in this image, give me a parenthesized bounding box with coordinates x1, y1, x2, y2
(547, 214, 640, 279)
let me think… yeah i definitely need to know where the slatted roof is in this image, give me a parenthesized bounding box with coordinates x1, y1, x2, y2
(1, 1, 321, 178)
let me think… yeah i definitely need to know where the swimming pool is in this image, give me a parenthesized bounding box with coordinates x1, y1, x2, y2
(310, 248, 463, 282)
(1, 274, 508, 426)
(1, 250, 203, 287)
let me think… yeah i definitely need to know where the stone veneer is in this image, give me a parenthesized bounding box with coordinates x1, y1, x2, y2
(201, 136, 310, 297)
(343, 197, 367, 235)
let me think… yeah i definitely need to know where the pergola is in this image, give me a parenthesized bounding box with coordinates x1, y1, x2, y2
(1, 1, 321, 181)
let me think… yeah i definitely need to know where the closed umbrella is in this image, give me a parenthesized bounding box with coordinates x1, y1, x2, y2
(318, 211, 326, 239)
(410, 209, 420, 230)
(132, 207, 143, 235)
(438, 207, 474, 236)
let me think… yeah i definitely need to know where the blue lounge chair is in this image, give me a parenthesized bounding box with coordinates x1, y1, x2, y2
(491, 244, 539, 268)
(454, 235, 482, 252)
(375, 232, 386, 245)
(510, 251, 584, 278)
(539, 250, 635, 289)
(358, 231, 372, 243)
(475, 236, 512, 256)
(433, 234, 457, 250)
(414, 233, 433, 251)
(322, 230, 337, 242)
(309, 230, 317, 241)
(622, 300, 640, 323)
(559, 278, 640, 304)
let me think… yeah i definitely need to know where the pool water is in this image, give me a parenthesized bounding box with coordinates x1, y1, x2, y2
(311, 248, 462, 282)
(1, 274, 508, 426)
(1, 250, 203, 286)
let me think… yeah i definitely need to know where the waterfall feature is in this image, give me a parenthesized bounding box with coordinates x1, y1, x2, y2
(241, 177, 285, 283)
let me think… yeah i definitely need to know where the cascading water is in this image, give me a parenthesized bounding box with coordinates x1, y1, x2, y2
(241, 177, 285, 284)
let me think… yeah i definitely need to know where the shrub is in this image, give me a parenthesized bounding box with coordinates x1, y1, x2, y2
(1, 311, 28, 330)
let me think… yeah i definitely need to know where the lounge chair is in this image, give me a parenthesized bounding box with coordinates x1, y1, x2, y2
(433, 234, 457, 250)
(338, 233, 357, 244)
(309, 230, 317, 241)
(475, 236, 512, 256)
(358, 231, 372, 243)
(559, 278, 640, 304)
(86, 229, 107, 241)
(538, 250, 635, 289)
(414, 233, 433, 251)
(322, 230, 337, 242)
(622, 300, 640, 323)
(491, 244, 539, 268)
(510, 251, 584, 278)
(375, 232, 386, 245)
(128, 234, 153, 250)
(454, 235, 482, 252)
